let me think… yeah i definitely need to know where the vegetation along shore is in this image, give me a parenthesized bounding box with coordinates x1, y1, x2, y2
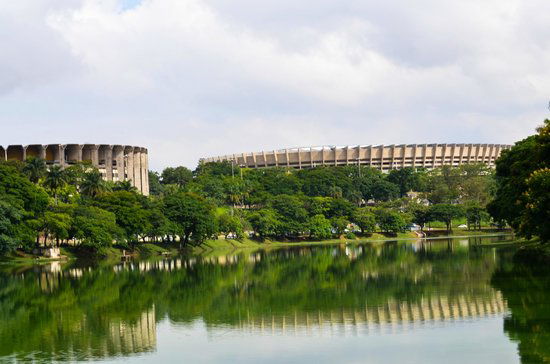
(1, 119, 548, 263)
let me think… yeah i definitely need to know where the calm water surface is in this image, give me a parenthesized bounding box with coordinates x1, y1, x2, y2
(1, 236, 549, 363)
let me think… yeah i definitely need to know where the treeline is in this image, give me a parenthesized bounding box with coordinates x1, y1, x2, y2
(488, 119, 550, 244)
(0, 154, 498, 256)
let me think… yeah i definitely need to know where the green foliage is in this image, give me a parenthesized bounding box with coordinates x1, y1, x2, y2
(387, 168, 420, 197)
(407, 203, 431, 231)
(161, 166, 193, 187)
(70, 206, 122, 250)
(43, 165, 68, 203)
(308, 214, 332, 240)
(268, 194, 308, 237)
(489, 119, 550, 242)
(331, 216, 350, 236)
(217, 211, 245, 239)
(80, 170, 111, 198)
(429, 204, 465, 232)
(375, 208, 410, 234)
(465, 203, 490, 231)
(352, 208, 376, 234)
(93, 191, 151, 245)
(247, 209, 279, 239)
(0, 200, 24, 255)
(22, 157, 47, 184)
(148, 171, 164, 195)
(0, 164, 49, 215)
(163, 192, 217, 246)
(521, 168, 550, 241)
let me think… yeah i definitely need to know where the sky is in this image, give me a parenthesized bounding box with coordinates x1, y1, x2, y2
(1, 0, 549, 171)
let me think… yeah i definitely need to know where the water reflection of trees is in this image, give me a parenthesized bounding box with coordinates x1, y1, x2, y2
(491, 262, 550, 363)
(0, 239, 508, 361)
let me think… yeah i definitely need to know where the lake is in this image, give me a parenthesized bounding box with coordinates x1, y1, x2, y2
(1, 236, 548, 363)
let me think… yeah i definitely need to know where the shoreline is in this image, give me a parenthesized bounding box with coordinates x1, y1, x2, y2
(0, 230, 516, 266)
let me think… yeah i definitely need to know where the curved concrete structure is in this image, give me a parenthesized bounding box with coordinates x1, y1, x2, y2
(2, 144, 149, 195)
(201, 143, 512, 171)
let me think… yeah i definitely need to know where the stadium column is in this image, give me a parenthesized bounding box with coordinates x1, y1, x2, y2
(141, 149, 149, 195)
(39, 145, 47, 160)
(133, 148, 142, 192)
(105, 145, 114, 181)
(252, 152, 258, 168)
(262, 151, 268, 167)
(422, 144, 428, 168)
(310, 148, 314, 168)
(345, 146, 349, 165)
(273, 150, 279, 167)
(125, 147, 135, 186)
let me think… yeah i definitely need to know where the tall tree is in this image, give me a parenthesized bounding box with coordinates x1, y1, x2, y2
(80, 171, 111, 198)
(488, 119, 550, 242)
(429, 204, 465, 232)
(22, 157, 47, 184)
(43, 165, 68, 204)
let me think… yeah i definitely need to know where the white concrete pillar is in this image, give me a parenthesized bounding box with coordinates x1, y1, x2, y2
(104, 145, 114, 180)
(125, 147, 135, 186)
(133, 149, 142, 191)
(141, 149, 149, 195)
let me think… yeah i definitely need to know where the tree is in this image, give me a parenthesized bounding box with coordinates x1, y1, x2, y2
(43, 165, 68, 204)
(489, 119, 550, 243)
(408, 203, 431, 232)
(352, 208, 376, 234)
(0, 200, 24, 255)
(70, 206, 122, 251)
(247, 209, 279, 239)
(370, 180, 400, 202)
(465, 203, 490, 231)
(80, 171, 111, 198)
(41, 211, 71, 246)
(308, 214, 332, 240)
(94, 191, 151, 246)
(112, 180, 138, 193)
(22, 157, 47, 184)
(429, 204, 465, 232)
(161, 166, 193, 187)
(521, 168, 550, 241)
(217, 212, 244, 239)
(148, 171, 164, 195)
(269, 195, 308, 237)
(163, 192, 217, 247)
(331, 216, 349, 236)
(0, 164, 49, 215)
(375, 208, 410, 234)
(387, 168, 420, 197)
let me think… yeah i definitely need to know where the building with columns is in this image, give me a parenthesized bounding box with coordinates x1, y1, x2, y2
(201, 143, 512, 171)
(0, 144, 149, 195)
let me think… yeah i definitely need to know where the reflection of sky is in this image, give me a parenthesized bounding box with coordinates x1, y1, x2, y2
(100, 317, 518, 363)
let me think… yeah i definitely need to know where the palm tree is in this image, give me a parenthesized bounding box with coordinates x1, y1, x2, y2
(112, 180, 137, 192)
(23, 157, 47, 184)
(80, 171, 111, 198)
(44, 166, 67, 204)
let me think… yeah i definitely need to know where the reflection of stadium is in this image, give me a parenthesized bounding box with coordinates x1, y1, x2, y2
(98, 307, 156, 358)
(232, 292, 506, 333)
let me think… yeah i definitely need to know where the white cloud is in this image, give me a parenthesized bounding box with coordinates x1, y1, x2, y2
(0, 0, 549, 170)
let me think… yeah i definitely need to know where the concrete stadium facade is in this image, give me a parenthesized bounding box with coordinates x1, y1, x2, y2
(0, 144, 149, 195)
(202, 143, 512, 171)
